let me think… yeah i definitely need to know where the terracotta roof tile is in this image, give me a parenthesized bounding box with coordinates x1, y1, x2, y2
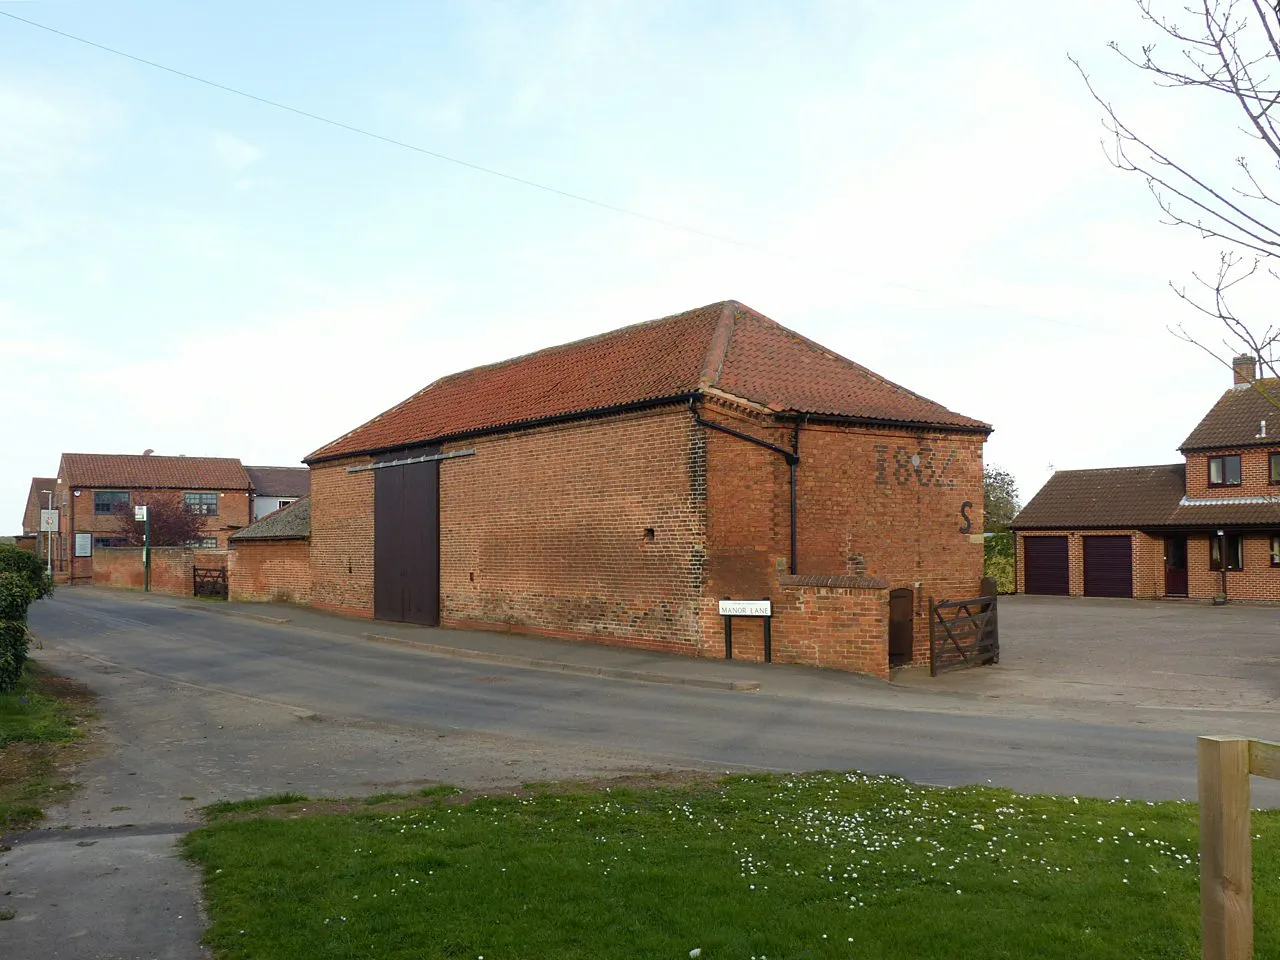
(244, 466, 310, 498)
(22, 478, 57, 535)
(59, 454, 251, 491)
(1181, 378, 1280, 450)
(1011, 464, 1187, 529)
(230, 497, 310, 541)
(307, 301, 990, 462)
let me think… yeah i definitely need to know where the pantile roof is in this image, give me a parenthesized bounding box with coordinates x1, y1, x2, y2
(1181, 378, 1280, 450)
(306, 301, 990, 462)
(230, 497, 310, 542)
(22, 478, 57, 535)
(1012, 463, 1280, 529)
(59, 454, 251, 491)
(244, 466, 310, 498)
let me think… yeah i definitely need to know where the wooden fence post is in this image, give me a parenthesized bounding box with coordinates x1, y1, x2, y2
(1199, 735, 1253, 960)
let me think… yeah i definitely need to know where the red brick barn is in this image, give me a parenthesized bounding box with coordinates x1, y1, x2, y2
(305, 302, 991, 675)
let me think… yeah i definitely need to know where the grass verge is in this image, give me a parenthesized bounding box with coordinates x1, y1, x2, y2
(182, 770, 1276, 959)
(0, 663, 94, 832)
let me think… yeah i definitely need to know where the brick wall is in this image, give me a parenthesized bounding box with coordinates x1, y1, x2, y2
(308, 456, 375, 616)
(1188, 532, 1280, 600)
(92, 547, 190, 595)
(439, 406, 706, 654)
(769, 574, 889, 677)
(228, 540, 311, 604)
(1184, 448, 1276, 499)
(700, 402, 984, 666)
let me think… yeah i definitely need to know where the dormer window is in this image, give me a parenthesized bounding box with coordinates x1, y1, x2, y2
(1208, 455, 1242, 487)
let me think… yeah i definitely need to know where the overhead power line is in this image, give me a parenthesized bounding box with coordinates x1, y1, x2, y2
(1, 8, 1125, 337)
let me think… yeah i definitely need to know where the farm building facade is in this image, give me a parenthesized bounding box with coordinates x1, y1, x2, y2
(304, 301, 991, 675)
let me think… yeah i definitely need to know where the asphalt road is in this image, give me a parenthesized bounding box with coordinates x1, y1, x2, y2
(8, 587, 1280, 960)
(25, 587, 1259, 803)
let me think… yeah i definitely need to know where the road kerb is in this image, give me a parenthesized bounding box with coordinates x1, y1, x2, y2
(181, 604, 292, 625)
(360, 633, 760, 692)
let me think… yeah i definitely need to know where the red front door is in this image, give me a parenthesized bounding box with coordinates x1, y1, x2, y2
(1164, 535, 1188, 596)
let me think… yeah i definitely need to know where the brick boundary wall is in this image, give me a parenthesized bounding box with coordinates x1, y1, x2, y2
(768, 573, 890, 678)
(92, 547, 227, 597)
(228, 540, 311, 604)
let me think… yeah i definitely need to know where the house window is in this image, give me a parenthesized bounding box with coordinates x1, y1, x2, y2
(1209, 455, 1242, 487)
(278, 499, 296, 509)
(185, 537, 219, 549)
(93, 490, 130, 515)
(92, 537, 129, 549)
(1272, 535, 1280, 568)
(1210, 534, 1244, 571)
(1271, 453, 1280, 484)
(184, 492, 219, 516)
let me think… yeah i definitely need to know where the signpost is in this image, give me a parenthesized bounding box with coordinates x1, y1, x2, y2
(717, 598, 773, 662)
(39, 504, 57, 579)
(135, 505, 150, 592)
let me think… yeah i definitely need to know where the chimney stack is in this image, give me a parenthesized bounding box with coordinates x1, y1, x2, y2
(1233, 354, 1257, 386)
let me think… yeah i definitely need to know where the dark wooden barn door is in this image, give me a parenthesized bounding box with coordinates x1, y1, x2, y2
(1164, 535, 1188, 597)
(373, 454, 440, 626)
(1082, 535, 1133, 598)
(888, 588, 914, 666)
(1023, 536, 1069, 595)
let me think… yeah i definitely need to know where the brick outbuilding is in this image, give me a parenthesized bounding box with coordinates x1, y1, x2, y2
(305, 301, 991, 674)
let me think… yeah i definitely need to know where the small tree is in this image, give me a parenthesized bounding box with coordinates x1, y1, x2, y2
(983, 466, 1021, 533)
(106, 492, 209, 547)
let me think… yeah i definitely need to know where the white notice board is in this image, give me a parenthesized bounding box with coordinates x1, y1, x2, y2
(74, 533, 92, 557)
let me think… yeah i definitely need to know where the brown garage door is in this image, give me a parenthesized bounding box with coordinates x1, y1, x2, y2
(1083, 535, 1132, 598)
(1024, 536, 1069, 595)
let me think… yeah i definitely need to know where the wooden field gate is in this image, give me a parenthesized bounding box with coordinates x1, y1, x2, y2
(928, 594, 999, 676)
(193, 566, 228, 600)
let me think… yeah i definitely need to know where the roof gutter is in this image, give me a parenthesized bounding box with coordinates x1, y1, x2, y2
(793, 411, 992, 436)
(689, 397, 802, 576)
(306, 393, 702, 465)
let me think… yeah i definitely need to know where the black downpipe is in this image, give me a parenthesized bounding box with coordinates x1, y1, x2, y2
(689, 398, 800, 575)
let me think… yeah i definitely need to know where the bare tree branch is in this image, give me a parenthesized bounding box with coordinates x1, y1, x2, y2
(1077, 0, 1280, 385)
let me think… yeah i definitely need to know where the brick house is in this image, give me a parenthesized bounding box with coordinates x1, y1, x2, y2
(304, 301, 990, 675)
(52, 453, 252, 583)
(1013, 355, 1280, 601)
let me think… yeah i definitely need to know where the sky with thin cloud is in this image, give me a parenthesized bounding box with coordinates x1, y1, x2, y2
(0, 0, 1265, 527)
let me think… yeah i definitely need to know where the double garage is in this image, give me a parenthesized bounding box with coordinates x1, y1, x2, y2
(1023, 534, 1133, 598)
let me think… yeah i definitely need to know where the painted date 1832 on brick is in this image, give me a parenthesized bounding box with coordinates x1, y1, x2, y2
(873, 443, 959, 489)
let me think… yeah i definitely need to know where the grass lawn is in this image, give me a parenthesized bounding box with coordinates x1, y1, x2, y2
(0, 663, 94, 831)
(182, 771, 1280, 959)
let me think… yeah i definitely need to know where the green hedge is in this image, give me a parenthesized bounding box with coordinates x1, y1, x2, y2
(0, 546, 52, 692)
